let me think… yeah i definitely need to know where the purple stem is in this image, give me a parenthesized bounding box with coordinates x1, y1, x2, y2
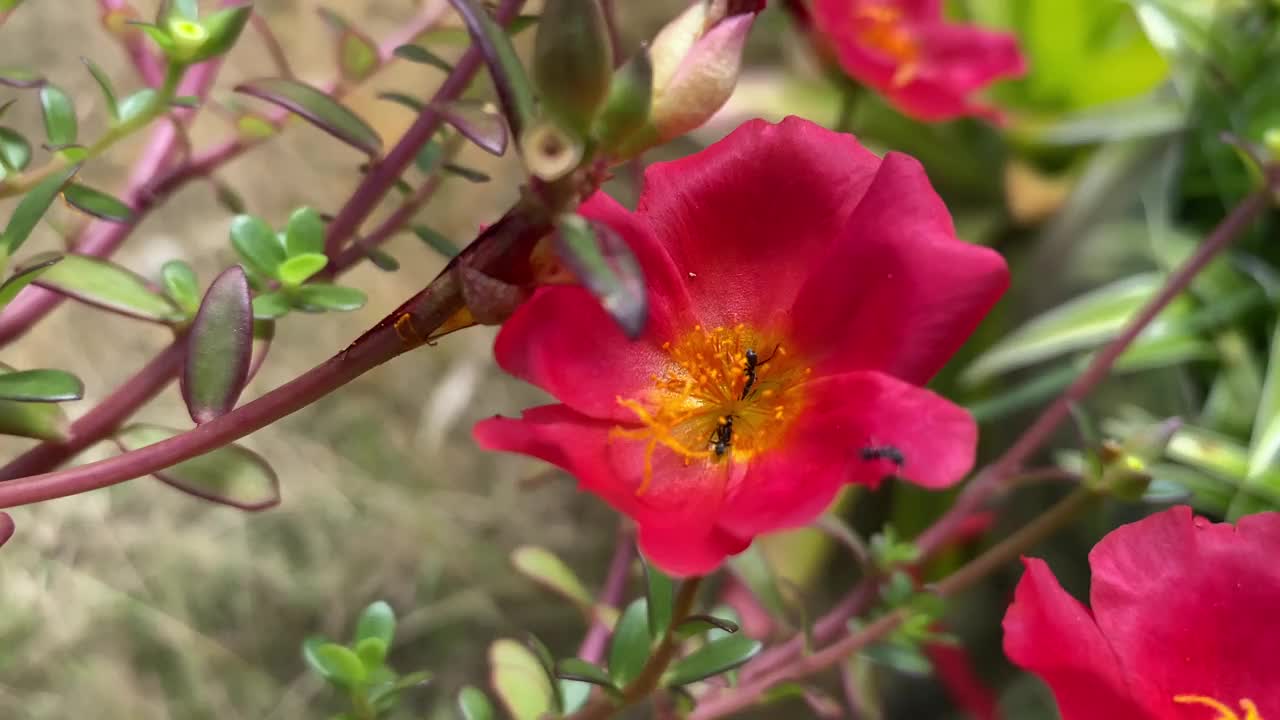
(577, 527, 634, 664)
(98, 0, 166, 86)
(330, 171, 448, 273)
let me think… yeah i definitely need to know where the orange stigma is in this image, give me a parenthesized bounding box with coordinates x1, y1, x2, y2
(612, 325, 810, 495)
(852, 3, 921, 87)
(1174, 695, 1264, 720)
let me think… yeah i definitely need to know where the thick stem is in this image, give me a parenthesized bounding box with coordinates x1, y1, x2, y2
(98, 0, 166, 86)
(577, 526, 635, 664)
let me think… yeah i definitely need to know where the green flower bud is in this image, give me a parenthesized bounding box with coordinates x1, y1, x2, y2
(533, 0, 613, 135)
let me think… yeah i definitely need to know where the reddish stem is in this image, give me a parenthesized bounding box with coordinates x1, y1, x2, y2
(330, 171, 448, 273)
(577, 526, 634, 664)
(98, 0, 166, 86)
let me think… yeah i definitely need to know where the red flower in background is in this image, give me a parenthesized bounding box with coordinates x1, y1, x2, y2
(812, 0, 1025, 122)
(1004, 506, 1280, 719)
(475, 117, 1007, 575)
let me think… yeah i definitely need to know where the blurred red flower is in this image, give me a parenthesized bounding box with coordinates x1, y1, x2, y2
(475, 117, 1007, 575)
(1003, 506, 1280, 719)
(811, 0, 1025, 122)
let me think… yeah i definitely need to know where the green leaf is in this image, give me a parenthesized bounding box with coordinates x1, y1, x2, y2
(608, 599, 651, 686)
(81, 57, 120, 121)
(252, 291, 291, 320)
(1, 163, 79, 256)
(289, 283, 366, 312)
(285, 206, 325, 256)
(662, 635, 762, 687)
(189, 4, 252, 63)
(554, 213, 647, 339)
(338, 28, 379, 83)
(457, 686, 495, 720)
(235, 78, 382, 156)
(560, 679, 591, 715)
(182, 266, 251, 424)
(415, 139, 444, 172)
(489, 639, 555, 720)
(511, 545, 592, 608)
(0, 368, 83, 402)
(961, 273, 1191, 385)
(1021, 92, 1185, 146)
(674, 615, 740, 639)
(378, 91, 424, 113)
(356, 600, 396, 646)
(1234, 318, 1280, 519)
(0, 127, 32, 171)
(443, 163, 490, 183)
(115, 424, 280, 511)
(412, 225, 460, 258)
(862, 641, 932, 677)
(393, 44, 453, 72)
(0, 252, 60, 309)
(230, 214, 285, 279)
(118, 89, 159, 124)
(305, 641, 367, 689)
(556, 658, 616, 689)
(533, 0, 612, 134)
(446, 0, 536, 138)
(63, 183, 133, 223)
(33, 253, 181, 322)
(355, 637, 387, 669)
(39, 85, 76, 146)
(277, 252, 328, 286)
(434, 100, 508, 156)
(161, 260, 200, 316)
(0, 362, 66, 440)
(644, 557, 674, 641)
(0, 67, 44, 88)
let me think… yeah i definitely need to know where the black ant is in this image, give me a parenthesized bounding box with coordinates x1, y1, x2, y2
(860, 445, 905, 467)
(740, 344, 780, 400)
(711, 415, 734, 457)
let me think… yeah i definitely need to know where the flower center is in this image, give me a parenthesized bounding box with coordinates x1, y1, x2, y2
(851, 4, 921, 87)
(613, 324, 810, 494)
(1174, 695, 1264, 720)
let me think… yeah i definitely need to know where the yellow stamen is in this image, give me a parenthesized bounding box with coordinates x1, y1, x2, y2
(1173, 695, 1264, 720)
(851, 3, 922, 87)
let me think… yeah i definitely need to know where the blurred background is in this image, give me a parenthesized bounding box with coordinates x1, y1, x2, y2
(1, 0, 1275, 718)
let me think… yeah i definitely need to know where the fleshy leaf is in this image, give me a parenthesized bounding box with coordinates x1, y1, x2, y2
(235, 78, 382, 155)
(608, 599, 651, 686)
(0, 251, 60, 308)
(457, 686, 495, 720)
(285, 206, 325, 256)
(33, 253, 181, 322)
(0, 512, 12, 548)
(412, 225, 460, 258)
(356, 601, 396, 646)
(0, 67, 43, 88)
(553, 213, 647, 338)
(0, 127, 32, 171)
(644, 557, 675, 641)
(511, 545, 592, 608)
(39, 85, 77, 146)
(445, 0, 536, 137)
(161, 260, 200, 316)
(662, 635, 762, 687)
(377, 91, 424, 113)
(556, 658, 616, 689)
(0, 362, 66, 440)
(489, 639, 555, 720)
(433, 100, 508, 156)
(115, 424, 280, 511)
(289, 284, 366, 312)
(443, 163, 490, 183)
(0, 368, 83, 402)
(252, 291, 291, 320)
(277, 252, 328, 286)
(338, 28, 379, 83)
(1, 163, 79, 255)
(230, 214, 285, 279)
(188, 5, 253, 64)
(182, 266, 252, 424)
(81, 57, 120, 120)
(415, 139, 444, 172)
(63, 183, 133, 222)
(355, 637, 387, 669)
(307, 641, 367, 688)
(118, 89, 159, 124)
(392, 44, 453, 72)
(675, 615, 741, 639)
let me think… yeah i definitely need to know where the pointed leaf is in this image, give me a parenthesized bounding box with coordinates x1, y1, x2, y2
(118, 89, 159, 124)
(445, 0, 536, 137)
(489, 639, 555, 720)
(556, 659, 616, 689)
(338, 28, 379, 83)
(511, 545, 592, 608)
(377, 91, 424, 113)
(183, 266, 252, 424)
(1, 163, 79, 255)
(252, 291, 291, 320)
(356, 601, 396, 646)
(63, 183, 133, 222)
(662, 635, 762, 687)
(0, 362, 66, 440)
(277, 252, 328, 286)
(169, 96, 200, 109)
(355, 637, 387, 669)
(230, 214, 285, 279)
(415, 140, 444, 173)
(393, 44, 453, 72)
(81, 57, 120, 120)
(161, 259, 200, 315)
(115, 424, 280, 511)
(608, 599, 651, 686)
(236, 78, 382, 155)
(554, 213, 647, 338)
(0, 127, 32, 171)
(457, 686, 495, 720)
(0, 369, 83, 402)
(644, 557, 674, 641)
(443, 163, 490, 183)
(285, 206, 325, 256)
(188, 5, 252, 63)
(307, 641, 367, 688)
(560, 679, 591, 715)
(34, 253, 181, 322)
(0, 512, 12, 548)
(39, 85, 77, 146)
(412, 225, 459, 258)
(0, 67, 43, 88)
(0, 251, 60, 308)
(289, 283, 366, 312)
(433, 100, 507, 156)
(675, 615, 741, 639)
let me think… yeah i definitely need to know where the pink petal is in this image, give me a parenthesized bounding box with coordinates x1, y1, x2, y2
(790, 152, 1008, 384)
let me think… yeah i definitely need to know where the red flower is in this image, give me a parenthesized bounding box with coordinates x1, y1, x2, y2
(1003, 506, 1280, 719)
(812, 0, 1025, 122)
(475, 117, 1007, 575)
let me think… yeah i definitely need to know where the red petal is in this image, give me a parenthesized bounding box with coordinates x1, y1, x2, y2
(1002, 558, 1152, 720)
(790, 152, 1008, 384)
(636, 116, 880, 330)
(1088, 506, 1280, 711)
(716, 371, 976, 539)
(892, 22, 1026, 121)
(638, 522, 751, 578)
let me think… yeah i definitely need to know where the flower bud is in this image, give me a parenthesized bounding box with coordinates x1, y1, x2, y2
(521, 119, 585, 182)
(533, 0, 613, 135)
(166, 16, 211, 63)
(160, 4, 251, 66)
(593, 47, 654, 153)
